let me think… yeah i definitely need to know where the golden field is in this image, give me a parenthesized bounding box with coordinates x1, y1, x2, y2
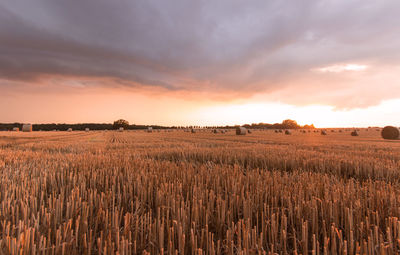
(0, 129, 400, 254)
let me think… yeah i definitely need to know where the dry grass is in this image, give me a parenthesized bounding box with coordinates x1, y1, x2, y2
(0, 129, 400, 254)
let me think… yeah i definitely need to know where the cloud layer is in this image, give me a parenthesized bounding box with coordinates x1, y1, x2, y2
(1, 0, 400, 108)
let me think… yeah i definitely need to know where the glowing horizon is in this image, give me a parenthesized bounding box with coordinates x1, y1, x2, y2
(1, 85, 399, 128)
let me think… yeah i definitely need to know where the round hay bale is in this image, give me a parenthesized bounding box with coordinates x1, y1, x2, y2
(147, 127, 153, 133)
(285, 130, 291, 135)
(321, 130, 327, 135)
(67, 128, 73, 132)
(22, 124, 32, 132)
(119, 127, 124, 132)
(12, 127, 19, 132)
(236, 127, 247, 135)
(85, 128, 90, 132)
(381, 126, 399, 140)
(351, 130, 359, 136)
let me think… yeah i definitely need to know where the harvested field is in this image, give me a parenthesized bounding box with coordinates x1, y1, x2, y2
(0, 130, 400, 254)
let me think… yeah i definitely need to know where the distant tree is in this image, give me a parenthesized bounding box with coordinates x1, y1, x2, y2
(303, 124, 315, 129)
(282, 119, 299, 129)
(113, 119, 130, 129)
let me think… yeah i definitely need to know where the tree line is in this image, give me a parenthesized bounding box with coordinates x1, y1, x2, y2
(0, 119, 315, 131)
(0, 122, 167, 131)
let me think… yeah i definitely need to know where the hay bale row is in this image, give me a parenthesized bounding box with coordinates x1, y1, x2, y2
(211, 129, 228, 134)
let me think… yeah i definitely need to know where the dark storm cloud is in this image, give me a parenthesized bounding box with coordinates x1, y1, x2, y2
(1, 0, 400, 107)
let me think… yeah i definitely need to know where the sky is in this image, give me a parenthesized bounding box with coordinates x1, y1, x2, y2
(1, 0, 400, 127)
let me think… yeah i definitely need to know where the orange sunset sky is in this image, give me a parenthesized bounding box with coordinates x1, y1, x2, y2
(1, 1, 400, 127)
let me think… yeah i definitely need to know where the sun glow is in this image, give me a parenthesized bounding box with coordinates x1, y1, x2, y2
(194, 103, 333, 126)
(192, 99, 400, 128)
(315, 64, 368, 73)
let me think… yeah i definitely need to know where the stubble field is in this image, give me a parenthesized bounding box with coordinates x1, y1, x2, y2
(0, 129, 400, 254)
